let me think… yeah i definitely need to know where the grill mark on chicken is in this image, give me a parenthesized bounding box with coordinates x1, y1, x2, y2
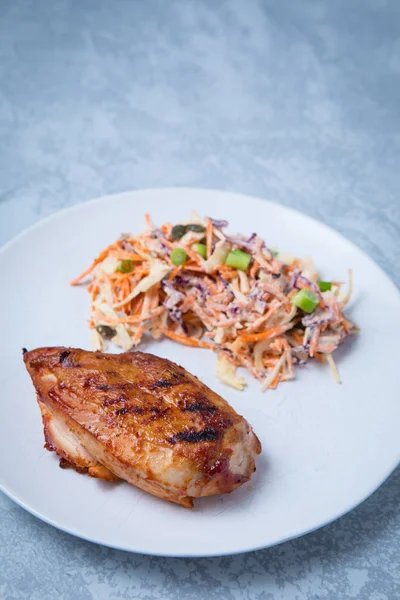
(24, 347, 261, 507)
(52, 372, 232, 445)
(30, 352, 232, 441)
(169, 428, 219, 444)
(182, 404, 217, 413)
(115, 406, 145, 416)
(150, 368, 187, 390)
(98, 383, 132, 391)
(180, 395, 218, 413)
(152, 379, 174, 389)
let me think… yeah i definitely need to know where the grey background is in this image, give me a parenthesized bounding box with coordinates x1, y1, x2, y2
(0, 1, 399, 598)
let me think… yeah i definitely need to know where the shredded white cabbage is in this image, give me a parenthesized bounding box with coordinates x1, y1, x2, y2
(340, 269, 353, 307)
(261, 353, 286, 391)
(91, 329, 105, 352)
(253, 338, 273, 372)
(238, 270, 250, 294)
(150, 327, 163, 340)
(275, 251, 295, 266)
(179, 230, 204, 246)
(216, 354, 246, 391)
(181, 211, 208, 227)
(321, 290, 336, 303)
(303, 326, 312, 347)
(214, 327, 225, 345)
(281, 304, 297, 325)
(326, 352, 341, 384)
(113, 324, 134, 351)
(98, 281, 113, 305)
(94, 300, 121, 322)
(99, 255, 120, 275)
(213, 228, 226, 242)
(203, 241, 230, 273)
(230, 278, 249, 304)
(299, 257, 318, 282)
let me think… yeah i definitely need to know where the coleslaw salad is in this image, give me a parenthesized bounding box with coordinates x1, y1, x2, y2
(71, 212, 357, 391)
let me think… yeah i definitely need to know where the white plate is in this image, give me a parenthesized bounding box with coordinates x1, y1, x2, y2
(0, 188, 399, 557)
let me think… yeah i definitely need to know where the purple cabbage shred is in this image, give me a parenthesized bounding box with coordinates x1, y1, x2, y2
(209, 218, 228, 229)
(302, 307, 333, 327)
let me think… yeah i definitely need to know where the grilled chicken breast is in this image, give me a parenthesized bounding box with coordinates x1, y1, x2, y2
(24, 347, 261, 507)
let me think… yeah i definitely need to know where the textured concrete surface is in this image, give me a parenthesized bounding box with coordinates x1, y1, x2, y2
(0, 1, 399, 598)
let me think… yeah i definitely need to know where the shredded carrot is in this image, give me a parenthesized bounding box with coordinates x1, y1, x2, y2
(161, 223, 172, 236)
(127, 239, 151, 256)
(144, 213, 154, 229)
(98, 306, 165, 326)
(161, 328, 216, 349)
(90, 284, 99, 303)
(247, 303, 283, 332)
(292, 330, 304, 345)
(182, 313, 202, 325)
(169, 265, 183, 281)
(131, 294, 144, 315)
(70, 243, 117, 285)
(133, 266, 150, 279)
(263, 357, 279, 368)
(286, 259, 299, 274)
(238, 324, 292, 344)
(185, 265, 207, 273)
(214, 265, 237, 279)
(184, 247, 204, 266)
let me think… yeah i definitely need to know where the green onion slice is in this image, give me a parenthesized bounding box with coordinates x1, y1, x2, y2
(170, 248, 187, 266)
(291, 289, 318, 313)
(192, 243, 207, 259)
(225, 249, 252, 271)
(318, 281, 332, 292)
(117, 259, 133, 273)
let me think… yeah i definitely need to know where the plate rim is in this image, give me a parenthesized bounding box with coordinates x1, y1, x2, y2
(1, 186, 399, 557)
